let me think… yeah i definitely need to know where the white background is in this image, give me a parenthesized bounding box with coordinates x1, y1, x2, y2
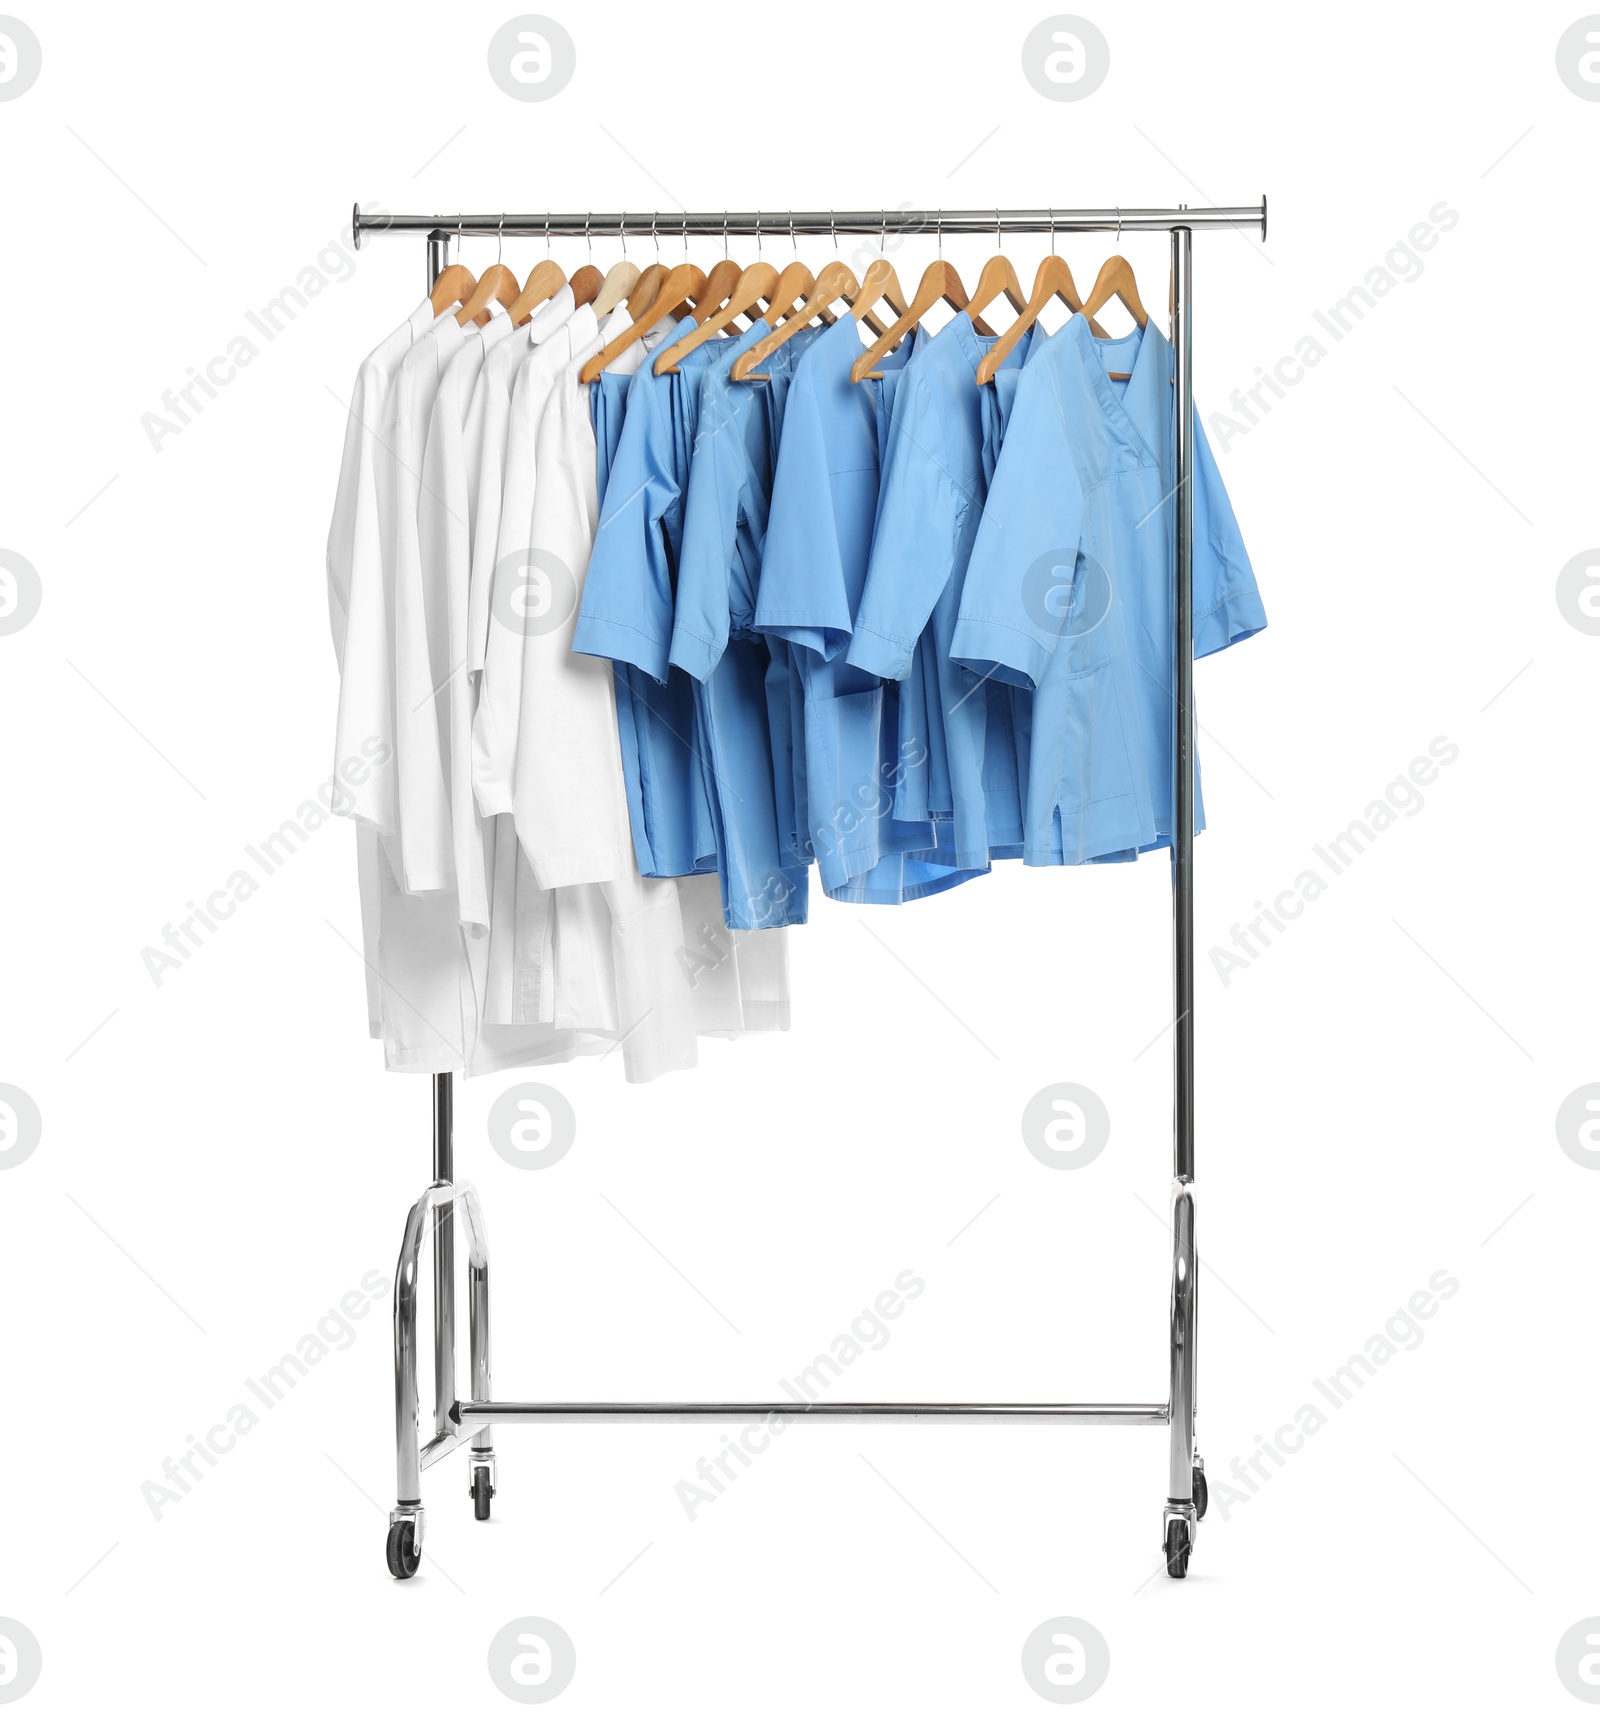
(2, 0, 1597, 1713)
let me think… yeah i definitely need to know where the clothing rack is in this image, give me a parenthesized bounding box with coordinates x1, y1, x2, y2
(355, 199, 1269, 1582)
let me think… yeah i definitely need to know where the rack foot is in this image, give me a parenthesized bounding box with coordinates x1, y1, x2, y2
(470, 1453, 497, 1521)
(1192, 1453, 1207, 1521)
(387, 1505, 424, 1580)
(1162, 1498, 1198, 1580)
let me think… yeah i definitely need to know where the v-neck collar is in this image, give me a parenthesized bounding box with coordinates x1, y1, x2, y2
(1062, 315, 1162, 467)
(953, 309, 1033, 378)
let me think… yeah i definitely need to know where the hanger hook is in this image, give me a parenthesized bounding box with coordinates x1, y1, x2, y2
(724, 210, 730, 261)
(937, 209, 943, 261)
(755, 210, 762, 257)
(681, 212, 688, 264)
(789, 212, 797, 256)
(619, 212, 627, 257)
(831, 210, 837, 253)
(881, 207, 887, 254)
(585, 212, 592, 263)
(1048, 206, 1056, 256)
(1116, 206, 1122, 251)
(650, 213, 658, 258)
(544, 212, 551, 256)
(995, 206, 1001, 245)
(496, 213, 504, 268)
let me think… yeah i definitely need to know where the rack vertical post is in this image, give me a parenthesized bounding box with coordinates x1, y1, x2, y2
(1164, 221, 1201, 1574)
(425, 231, 457, 1457)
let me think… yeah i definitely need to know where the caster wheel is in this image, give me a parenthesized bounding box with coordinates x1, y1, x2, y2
(472, 1468, 493, 1521)
(1164, 1519, 1191, 1580)
(1193, 1467, 1208, 1520)
(386, 1520, 420, 1580)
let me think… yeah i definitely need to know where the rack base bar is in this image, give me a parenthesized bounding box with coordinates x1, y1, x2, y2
(453, 1400, 1168, 1426)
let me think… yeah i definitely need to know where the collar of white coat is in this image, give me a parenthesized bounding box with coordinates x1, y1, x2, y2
(560, 303, 601, 368)
(595, 305, 644, 375)
(526, 282, 576, 344)
(576, 303, 664, 378)
(479, 300, 516, 349)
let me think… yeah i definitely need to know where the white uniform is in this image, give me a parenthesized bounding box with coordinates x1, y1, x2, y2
(418, 305, 517, 930)
(512, 319, 639, 888)
(327, 299, 442, 1034)
(473, 305, 599, 819)
(463, 290, 580, 1026)
(330, 297, 789, 1081)
(468, 285, 577, 675)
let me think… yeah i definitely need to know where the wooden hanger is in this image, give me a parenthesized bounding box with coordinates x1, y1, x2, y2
(568, 264, 603, 309)
(456, 223, 520, 326)
(851, 258, 985, 384)
(850, 257, 907, 340)
(455, 262, 519, 326)
(692, 257, 744, 327)
(1078, 253, 1148, 382)
(730, 259, 862, 382)
(964, 252, 1028, 334)
(654, 261, 777, 375)
(626, 262, 663, 320)
(508, 257, 566, 327)
(430, 261, 476, 315)
(592, 218, 644, 318)
(763, 260, 814, 326)
(593, 260, 642, 318)
(974, 253, 1110, 385)
(579, 262, 707, 382)
(761, 216, 817, 330)
(429, 227, 477, 315)
(743, 218, 813, 329)
(1080, 253, 1149, 330)
(732, 259, 899, 383)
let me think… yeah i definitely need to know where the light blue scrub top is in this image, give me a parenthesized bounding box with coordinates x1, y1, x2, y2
(755, 316, 982, 903)
(849, 312, 1040, 869)
(670, 318, 811, 929)
(759, 326, 824, 873)
(864, 342, 942, 857)
(590, 366, 653, 865)
(575, 315, 720, 879)
(951, 315, 1267, 865)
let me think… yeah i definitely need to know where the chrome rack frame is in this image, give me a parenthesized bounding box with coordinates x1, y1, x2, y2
(355, 200, 1268, 1583)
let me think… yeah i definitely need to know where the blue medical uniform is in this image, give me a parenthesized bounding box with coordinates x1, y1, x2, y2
(850, 313, 1038, 869)
(951, 315, 1267, 865)
(575, 315, 720, 879)
(671, 318, 811, 929)
(864, 340, 940, 846)
(750, 324, 825, 873)
(756, 315, 981, 903)
(589, 365, 653, 868)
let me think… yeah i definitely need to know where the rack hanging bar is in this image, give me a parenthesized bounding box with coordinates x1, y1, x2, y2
(353, 201, 1266, 246)
(454, 1400, 1169, 1426)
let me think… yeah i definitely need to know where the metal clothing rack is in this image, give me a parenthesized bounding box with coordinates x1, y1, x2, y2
(352, 200, 1269, 1583)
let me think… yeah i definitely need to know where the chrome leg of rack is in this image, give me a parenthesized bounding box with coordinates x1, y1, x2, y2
(1164, 1181, 1199, 1573)
(1163, 219, 1199, 1580)
(432, 1074, 455, 1444)
(391, 1178, 453, 1577)
(458, 1182, 497, 1516)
